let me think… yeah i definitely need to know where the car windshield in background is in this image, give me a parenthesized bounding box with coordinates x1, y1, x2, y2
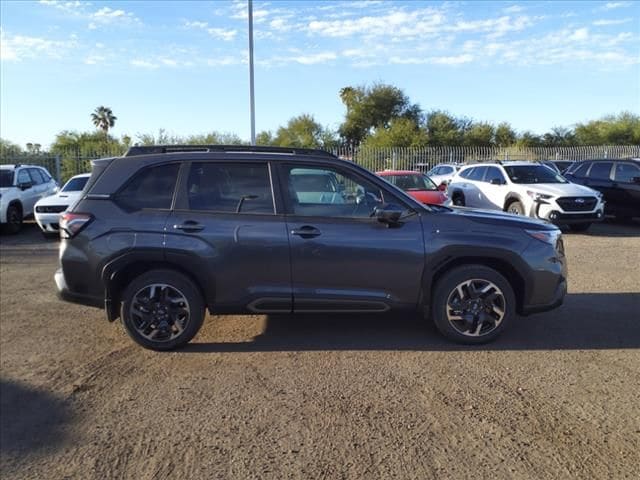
(386, 174, 437, 191)
(504, 165, 567, 184)
(62, 176, 89, 192)
(0, 170, 14, 187)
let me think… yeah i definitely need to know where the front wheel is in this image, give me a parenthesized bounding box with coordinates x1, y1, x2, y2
(4, 205, 23, 234)
(568, 223, 591, 232)
(431, 265, 515, 344)
(121, 269, 205, 351)
(506, 201, 525, 216)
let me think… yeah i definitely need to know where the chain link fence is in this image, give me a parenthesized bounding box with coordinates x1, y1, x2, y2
(1, 145, 638, 183)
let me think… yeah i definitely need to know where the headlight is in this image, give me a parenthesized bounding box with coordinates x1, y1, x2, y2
(526, 190, 552, 201)
(525, 229, 562, 245)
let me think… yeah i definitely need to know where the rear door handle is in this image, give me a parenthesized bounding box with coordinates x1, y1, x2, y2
(173, 221, 204, 232)
(291, 226, 321, 238)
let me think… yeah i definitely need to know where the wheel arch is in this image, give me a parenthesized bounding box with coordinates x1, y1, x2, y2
(503, 193, 524, 211)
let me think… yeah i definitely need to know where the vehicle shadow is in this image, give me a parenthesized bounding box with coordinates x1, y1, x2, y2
(184, 293, 640, 352)
(563, 218, 640, 238)
(0, 379, 72, 456)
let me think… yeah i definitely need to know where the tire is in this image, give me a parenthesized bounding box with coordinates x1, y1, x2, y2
(568, 223, 591, 232)
(120, 269, 205, 351)
(506, 200, 525, 216)
(4, 204, 23, 234)
(452, 193, 465, 207)
(431, 265, 516, 345)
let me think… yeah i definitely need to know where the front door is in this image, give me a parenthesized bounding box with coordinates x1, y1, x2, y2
(279, 163, 425, 312)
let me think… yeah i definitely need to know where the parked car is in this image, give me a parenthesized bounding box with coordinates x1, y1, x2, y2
(564, 159, 640, 221)
(56, 145, 567, 350)
(549, 160, 575, 174)
(34, 173, 90, 237)
(540, 161, 561, 174)
(376, 170, 448, 205)
(0, 164, 58, 233)
(448, 161, 605, 232)
(425, 164, 462, 186)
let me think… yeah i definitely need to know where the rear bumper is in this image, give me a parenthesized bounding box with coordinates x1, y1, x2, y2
(55, 268, 102, 309)
(521, 277, 567, 315)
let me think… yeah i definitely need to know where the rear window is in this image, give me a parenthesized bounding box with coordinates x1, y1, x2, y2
(587, 162, 613, 180)
(115, 163, 180, 211)
(62, 176, 89, 192)
(185, 162, 274, 214)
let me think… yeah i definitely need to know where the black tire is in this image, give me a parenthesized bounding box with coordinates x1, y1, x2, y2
(431, 265, 516, 345)
(4, 204, 23, 234)
(506, 200, 525, 216)
(121, 269, 205, 351)
(568, 223, 591, 232)
(452, 193, 465, 207)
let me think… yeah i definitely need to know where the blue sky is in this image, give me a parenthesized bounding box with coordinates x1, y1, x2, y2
(1, 0, 639, 147)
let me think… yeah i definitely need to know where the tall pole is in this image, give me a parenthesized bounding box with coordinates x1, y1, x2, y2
(248, 0, 256, 145)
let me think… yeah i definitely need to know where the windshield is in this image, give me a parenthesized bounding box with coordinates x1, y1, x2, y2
(62, 176, 89, 192)
(386, 174, 437, 191)
(0, 170, 14, 187)
(504, 165, 567, 184)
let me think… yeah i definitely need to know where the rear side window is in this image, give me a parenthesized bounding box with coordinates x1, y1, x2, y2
(485, 167, 505, 184)
(468, 166, 487, 181)
(441, 166, 453, 174)
(459, 167, 474, 179)
(115, 163, 180, 211)
(613, 162, 640, 183)
(185, 163, 273, 214)
(587, 162, 613, 180)
(568, 162, 590, 177)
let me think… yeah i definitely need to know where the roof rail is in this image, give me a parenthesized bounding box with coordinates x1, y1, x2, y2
(124, 144, 337, 158)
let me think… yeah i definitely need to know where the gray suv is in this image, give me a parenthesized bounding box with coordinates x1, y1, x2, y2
(55, 146, 567, 350)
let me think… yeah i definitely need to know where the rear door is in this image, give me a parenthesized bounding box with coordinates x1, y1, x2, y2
(611, 161, 640, 215)
(278, 162, 425, 312)
(16, 169, 39, 214)
(584, 161, 614, 202)
(464, 166, 488, 208)
(165, 160, 291, 313)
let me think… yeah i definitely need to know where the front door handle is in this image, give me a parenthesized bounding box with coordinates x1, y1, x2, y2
(173, 221, 204, 232)
(291, 226, 321, 238)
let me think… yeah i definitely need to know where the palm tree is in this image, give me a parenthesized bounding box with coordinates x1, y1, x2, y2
(91, 106, 117, 134)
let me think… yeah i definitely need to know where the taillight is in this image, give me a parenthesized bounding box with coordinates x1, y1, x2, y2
(59, 212, 92, 238)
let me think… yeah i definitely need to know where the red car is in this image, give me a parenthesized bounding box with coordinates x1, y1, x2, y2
(376, 170, 448, 205)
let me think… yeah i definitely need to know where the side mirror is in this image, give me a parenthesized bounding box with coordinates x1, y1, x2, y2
(437, 183, 447, 192)
(490, 178, 505, 185)
(374, 204, 404, 226)
(18, 181, 32, 190)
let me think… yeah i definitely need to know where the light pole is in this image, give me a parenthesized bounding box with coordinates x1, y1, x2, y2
(248, 0, 256, 145)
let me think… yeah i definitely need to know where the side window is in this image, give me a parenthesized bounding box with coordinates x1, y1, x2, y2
(442, 166, 453, 174)
(468, 166, 487, 181)
(17, 169, 31, 185)
(485, 167, 506, 184)
(613, 162, 640, 183)
(570, 162, 590, 177)
(115, 163, 180, 211)
(185, 162, 273, 214)
(587, 162, 613, 180)
(29, 168, 44, 185)
(459, 167, 474, 179)
(39, 169, 52, 182)
(285, 165, 385, 218)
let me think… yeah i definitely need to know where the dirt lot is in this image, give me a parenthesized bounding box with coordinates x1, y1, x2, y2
(1, 221, 639, 479)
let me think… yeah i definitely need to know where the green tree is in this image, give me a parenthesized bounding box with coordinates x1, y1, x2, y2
(360, 118, 427, 148)
(338, 83, 422, 145)
(0, 138, 22, 157)
(273, 114, 336, 149)
(541, 126, 576, 147)
(425, 111, 464, 146)
(574, 112, 640, 145)
(91, 106, 117, 134)
(256, 131, 275, 146)
(516, 131, 543, 147)
(463, 122, 495, 146)
(494, 122, 517, 147)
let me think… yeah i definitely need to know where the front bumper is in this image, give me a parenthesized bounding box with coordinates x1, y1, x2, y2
(35, 213, 61, 232)
(521, 277, 567, 315)
(530, 199, 605, 225)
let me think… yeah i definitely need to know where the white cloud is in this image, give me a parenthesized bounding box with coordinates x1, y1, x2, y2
(292, 51, 337, 64)
(593, 18, 632, 25)
(130, 59, 158, 69)
(568, 27, 589, 41)
(84, 54, 106, 65)
(390, 54, 473, 65)
(503, 5, 524, 14)
(183, 20, 237, 41)
(603, 2, 632, 10)
(0, 29, 77, 61)
(90, 6, 140, 27)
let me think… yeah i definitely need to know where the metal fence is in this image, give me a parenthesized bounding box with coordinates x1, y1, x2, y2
(1, 145, 638, 183)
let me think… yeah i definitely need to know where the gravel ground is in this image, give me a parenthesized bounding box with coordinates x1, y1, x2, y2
(1, 221, 639, 479)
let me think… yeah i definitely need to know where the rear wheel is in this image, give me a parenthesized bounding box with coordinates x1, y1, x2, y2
(4, 204, 23, 234)
(568, 223, 591, 232)
(121, 269, 205, 351)
(431, 265, 515, 344)
(506, 200, 525, 216)
(452, 193, 465, 207)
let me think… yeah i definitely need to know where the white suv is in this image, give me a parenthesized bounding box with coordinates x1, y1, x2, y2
(448, 162, 605, 231)
(0, 164, 59, 233)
